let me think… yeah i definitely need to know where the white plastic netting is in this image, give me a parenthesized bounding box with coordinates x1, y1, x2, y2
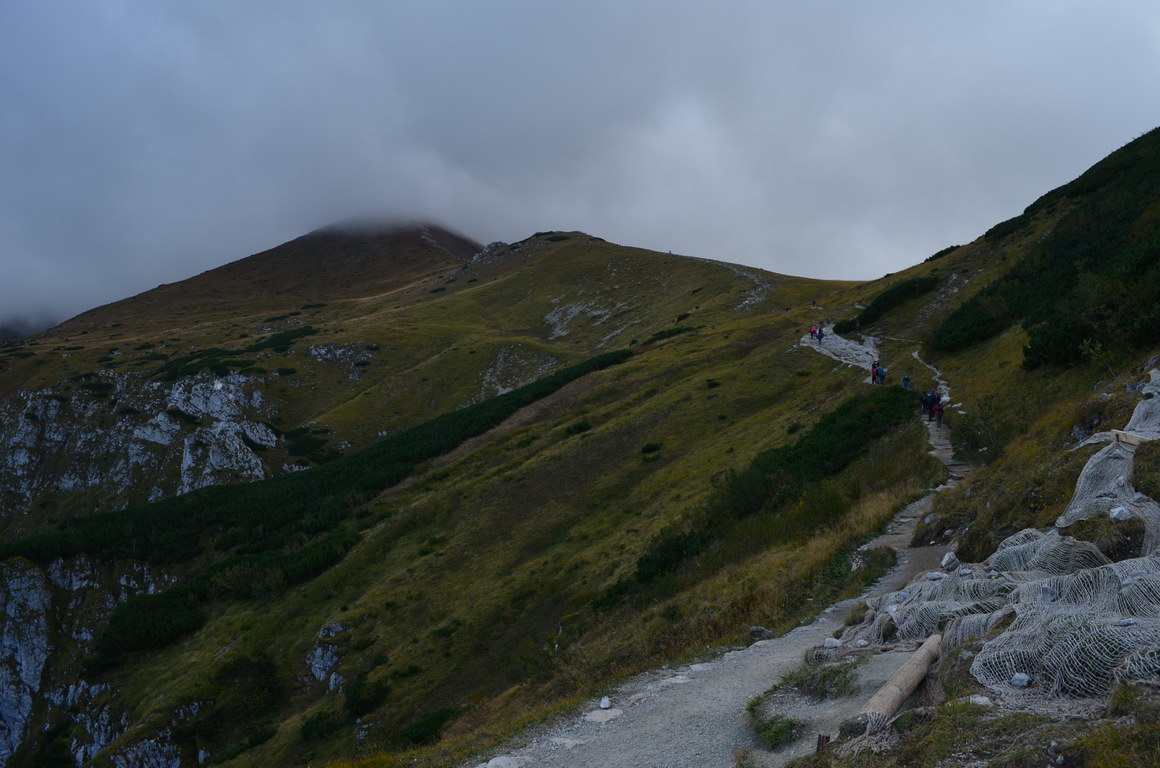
(1124, 369, 1160, 439)
(1058, 369, 1160, 553)
(840, 368, 1160, 711)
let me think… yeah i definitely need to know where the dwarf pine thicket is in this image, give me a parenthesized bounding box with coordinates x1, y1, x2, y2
(932, 125, 1160, 366)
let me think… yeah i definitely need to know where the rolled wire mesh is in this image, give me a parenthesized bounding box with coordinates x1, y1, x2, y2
(840, 370, 1160, 709)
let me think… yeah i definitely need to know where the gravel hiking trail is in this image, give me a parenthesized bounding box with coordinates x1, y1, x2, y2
(467, 328, 973, 768)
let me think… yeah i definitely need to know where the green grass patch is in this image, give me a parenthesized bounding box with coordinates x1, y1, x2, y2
(745, 697, 799, 750)
(603, 387, 918, 601)
(777, 657, 863, 700)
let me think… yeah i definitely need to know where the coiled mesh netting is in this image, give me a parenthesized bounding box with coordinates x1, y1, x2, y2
(840, 369, 1160, 711)
(1057, 369, 1160, 553)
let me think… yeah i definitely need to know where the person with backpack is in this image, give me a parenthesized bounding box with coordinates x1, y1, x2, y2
(870, 361, 878, 382)
(932, 398, 944, 427)
(816, 328, 825, 343)
(877, 367, 887, 385)
(810, 324, 818, 340)
(902, 373, 910, 390)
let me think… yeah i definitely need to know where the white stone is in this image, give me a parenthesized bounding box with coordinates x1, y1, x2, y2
(823, 638, 842, 648)
(584, 708, 623, 724)
(599, 696, 611, 709)
(969, 695, 993, 706)
(925, 572, 945, 581)
(1010, 672, 1032, 688)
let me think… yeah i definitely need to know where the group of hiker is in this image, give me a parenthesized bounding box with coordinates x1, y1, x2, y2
(806, 324, 945, 427)
(922, 388, 945, 426)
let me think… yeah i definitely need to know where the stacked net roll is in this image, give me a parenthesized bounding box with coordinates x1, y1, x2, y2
(1058, 369, 1160, 554)
(839, 369, 1160, 711)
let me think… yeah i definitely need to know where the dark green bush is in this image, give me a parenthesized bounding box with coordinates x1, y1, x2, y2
(345, 673, 391, 717)
(93, 589, 206, 664)
(397, 707, 459, 746)
(32, 719, 74, 768)
(300, 712, 340, 741)
(645, 326, 696, 343)
(833, 276, 939, 334)
(924, 245, 960, 263)
(933, 126, 1160, 364)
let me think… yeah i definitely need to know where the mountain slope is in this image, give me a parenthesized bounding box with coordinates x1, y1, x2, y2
(1, 127, 1159, 768)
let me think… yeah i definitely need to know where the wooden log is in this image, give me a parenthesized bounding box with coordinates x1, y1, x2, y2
(841, 634, 942, 735)
(1112, 430, 1151, 446)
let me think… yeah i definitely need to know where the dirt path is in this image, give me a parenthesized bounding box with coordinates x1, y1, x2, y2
(466, 330, 972, 768)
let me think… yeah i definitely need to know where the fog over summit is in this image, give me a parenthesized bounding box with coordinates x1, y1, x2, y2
(2, 1, 1159, 325)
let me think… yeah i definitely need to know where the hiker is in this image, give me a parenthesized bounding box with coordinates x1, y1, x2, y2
(921, 391, 931, 415)
(870, 361, 878, 382)
(932, 398, 944, 427)
(902, 373, 910, 390)
(810, 324, 818, 340)
(928, 390, 942, 422)
(877, 367, 887, 385)
(816, 327, 825, 343)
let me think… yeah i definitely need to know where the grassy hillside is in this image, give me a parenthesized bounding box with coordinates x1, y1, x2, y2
(3, 127, 1160, 767)
(4, 222, 917, 766)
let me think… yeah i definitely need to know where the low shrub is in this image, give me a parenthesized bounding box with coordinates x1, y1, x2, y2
(92, 589, 206, 665)
(397, 707, 459, 746)
(746, 702, 799, 750)
(645, 326, 696, 343)
(833, 276, 939, 334)
(300, 712, 340, 741)
(778, 657, 863, 700)
(344, 672, 390, 717)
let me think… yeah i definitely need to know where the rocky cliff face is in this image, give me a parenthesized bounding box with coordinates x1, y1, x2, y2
(0, 368, 282, 764)
(0, 556, 177, 766)
(1, 369, 276, 524)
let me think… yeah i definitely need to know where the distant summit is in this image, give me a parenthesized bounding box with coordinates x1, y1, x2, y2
(58, 220, 483, 332)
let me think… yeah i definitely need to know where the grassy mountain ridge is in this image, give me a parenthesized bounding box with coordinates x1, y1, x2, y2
(2, 127, 1160, 767)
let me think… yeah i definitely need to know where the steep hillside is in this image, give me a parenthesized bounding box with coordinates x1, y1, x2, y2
(2, 221, 889, 766)
(1, 126, 1159, 768)
(0, 224, 832, 534)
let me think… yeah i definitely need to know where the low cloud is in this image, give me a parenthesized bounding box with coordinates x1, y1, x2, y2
(2, 1, 1159, 322)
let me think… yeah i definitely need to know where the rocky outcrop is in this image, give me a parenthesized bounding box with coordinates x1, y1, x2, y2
(0, 370, 276, 519)
(0, 560, 51, 766)
(0, 557, 176, 767)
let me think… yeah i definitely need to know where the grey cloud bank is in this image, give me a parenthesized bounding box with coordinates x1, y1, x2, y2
(2, 1, 1159, 326)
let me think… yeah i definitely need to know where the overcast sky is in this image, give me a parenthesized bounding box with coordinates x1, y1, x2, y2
(3, 2, 1159, 326)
